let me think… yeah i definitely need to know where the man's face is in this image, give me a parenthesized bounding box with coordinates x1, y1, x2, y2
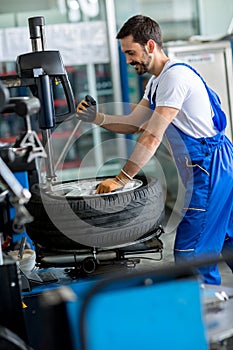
(120, 35, 152, 75)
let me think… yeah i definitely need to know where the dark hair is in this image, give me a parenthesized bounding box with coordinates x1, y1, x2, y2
(116, 15, 163, 48)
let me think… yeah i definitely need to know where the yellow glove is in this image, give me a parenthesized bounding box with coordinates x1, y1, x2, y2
(96, 178, 123, 194)
(96, 169, 132, 194)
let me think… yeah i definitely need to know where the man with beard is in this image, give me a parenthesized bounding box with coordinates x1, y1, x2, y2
(76, 15, 233, 285)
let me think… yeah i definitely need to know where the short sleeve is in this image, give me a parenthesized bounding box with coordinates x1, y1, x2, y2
(156, 67, 192, 109)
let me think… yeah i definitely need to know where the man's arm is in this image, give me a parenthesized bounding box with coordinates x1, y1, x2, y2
(77, 97, 153, 134)
(123, 106, 179, 175)
(96, 106, 179, 193)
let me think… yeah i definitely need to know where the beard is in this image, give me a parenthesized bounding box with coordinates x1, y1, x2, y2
(130, 52, 152, 75)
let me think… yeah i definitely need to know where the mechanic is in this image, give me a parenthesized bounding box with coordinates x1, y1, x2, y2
(76, 14, 233, 285)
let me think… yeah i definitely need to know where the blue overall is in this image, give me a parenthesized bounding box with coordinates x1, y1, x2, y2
(148, 63, 233, 285)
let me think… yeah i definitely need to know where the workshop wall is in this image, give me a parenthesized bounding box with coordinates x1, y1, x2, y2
(198, 0, 233, 36)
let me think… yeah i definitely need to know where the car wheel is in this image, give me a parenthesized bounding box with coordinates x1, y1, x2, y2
(26, 175, 165, 249)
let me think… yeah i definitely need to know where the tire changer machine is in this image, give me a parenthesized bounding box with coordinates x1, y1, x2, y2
(0, 16, 232, 350)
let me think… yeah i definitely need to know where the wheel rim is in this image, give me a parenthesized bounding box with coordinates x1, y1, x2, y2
(44, 178, 143, 198)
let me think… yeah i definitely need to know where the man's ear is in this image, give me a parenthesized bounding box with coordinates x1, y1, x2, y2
(147, 39, 155, 53)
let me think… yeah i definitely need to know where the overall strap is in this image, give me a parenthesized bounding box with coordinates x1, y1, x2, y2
(147, 80, 157, 110)
(147, 62, 227, 132)
(167, 62, 227, 132)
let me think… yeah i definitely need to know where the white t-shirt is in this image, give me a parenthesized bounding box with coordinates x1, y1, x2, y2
(143, 58, 218, 138)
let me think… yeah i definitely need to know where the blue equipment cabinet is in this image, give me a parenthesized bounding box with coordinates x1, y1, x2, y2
(23, 266, 209, 350)
(79, 277, 208, 350)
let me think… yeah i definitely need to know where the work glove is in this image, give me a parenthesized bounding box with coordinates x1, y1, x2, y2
(76, 95, 97, 123)
(96, 171, 132, 194)
(96, 178, 123, 194)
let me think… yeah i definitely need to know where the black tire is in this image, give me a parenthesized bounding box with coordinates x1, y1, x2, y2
(26, 175, 165, 249)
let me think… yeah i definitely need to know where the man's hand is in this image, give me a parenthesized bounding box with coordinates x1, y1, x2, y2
(96, 178, 123, 194)
(96, 170, 132, 194)
(76, 95, 96, 123)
